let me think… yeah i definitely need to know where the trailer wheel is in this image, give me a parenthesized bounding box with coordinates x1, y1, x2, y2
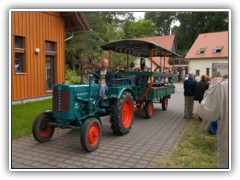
(162, 97, 168, 110)
(32, 113, 55, 143)
(144, 100, 154, 119)
(80, 118, 102, 152)
(110, 91, 134, 135)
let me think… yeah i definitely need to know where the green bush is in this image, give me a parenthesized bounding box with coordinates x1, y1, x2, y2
(65, 69, 81, 84)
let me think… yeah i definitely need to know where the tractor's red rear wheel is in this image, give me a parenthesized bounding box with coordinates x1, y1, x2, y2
(32, 113, 55, 143)
(121, 99, 134, 129)
(81, 118, 102, 152)
(110, 91, 134, 135)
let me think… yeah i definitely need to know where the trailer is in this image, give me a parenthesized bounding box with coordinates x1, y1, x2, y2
(101, 39, 179, 118)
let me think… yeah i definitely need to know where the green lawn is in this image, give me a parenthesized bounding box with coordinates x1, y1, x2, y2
(11, 99, 52, 140)
(158, 116, 217, 168)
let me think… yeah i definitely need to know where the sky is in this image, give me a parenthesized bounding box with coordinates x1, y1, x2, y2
(133, 12, 145, 20)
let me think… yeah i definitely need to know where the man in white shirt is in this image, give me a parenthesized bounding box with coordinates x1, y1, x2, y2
(93, 59, 114, 98)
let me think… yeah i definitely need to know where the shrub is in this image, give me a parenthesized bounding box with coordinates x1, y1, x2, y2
(65, 69, 81, 84)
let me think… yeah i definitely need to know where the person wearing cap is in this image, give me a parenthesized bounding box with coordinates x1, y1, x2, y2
(183, 73, 197, 119)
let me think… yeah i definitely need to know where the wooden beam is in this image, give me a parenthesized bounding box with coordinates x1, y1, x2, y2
(65, 26, 83, 32)
(60, 12, 74, 17)
(75, 12, 88, 31)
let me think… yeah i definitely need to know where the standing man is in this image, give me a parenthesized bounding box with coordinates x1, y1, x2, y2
(183, 73, 197, 119)
(93, 59, 114, 98)
(198, 77, 228, 168)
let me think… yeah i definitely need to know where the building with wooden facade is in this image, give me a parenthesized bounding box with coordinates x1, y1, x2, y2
(11, 11, 90, 102)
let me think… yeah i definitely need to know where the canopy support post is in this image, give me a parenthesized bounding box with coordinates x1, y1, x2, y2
(108, 50, 112, 69)
(163, 51, 166, 70)
(150, 48, 153, 87)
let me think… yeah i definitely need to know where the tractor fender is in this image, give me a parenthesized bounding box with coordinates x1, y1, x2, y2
(117, 88, 136, 100)
(44, 110, 53, 116)
(83, 115, 102, 127)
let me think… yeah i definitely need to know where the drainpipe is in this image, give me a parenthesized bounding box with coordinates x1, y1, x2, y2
(65, 32, 74, 42)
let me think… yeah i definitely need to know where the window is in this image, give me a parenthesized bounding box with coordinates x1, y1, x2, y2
(14, 36, 25, 73)
(196, 69, 200, 76)
(15, 53, 24, 73)
(15, 36, 25, 49)
(206, 68, 210, 76)
(213, 46, 223, 54)
(197, 48, 206, 54)
(45, 41, 56, 52)
(46, 56, 55, 91)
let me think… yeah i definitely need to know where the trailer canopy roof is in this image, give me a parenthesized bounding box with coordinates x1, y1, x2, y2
(101, 39, 180, 58)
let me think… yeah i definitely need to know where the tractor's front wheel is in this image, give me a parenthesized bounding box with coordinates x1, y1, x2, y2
(80, 118, 102, 152)
(32, 113, 55, 143)
(110, 91, 134, 135)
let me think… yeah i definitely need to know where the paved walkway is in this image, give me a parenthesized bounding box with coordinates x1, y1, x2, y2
(11, 83, 188, 169)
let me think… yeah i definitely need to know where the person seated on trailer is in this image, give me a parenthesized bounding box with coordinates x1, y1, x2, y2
(127, 62, 136, 85)
(153, 68, 161, 86)
(162, 68, 169, 85)
(93, 59, 114, 99)
(141, 65, 150, 87)
(128, 62, 135, 72)
(113, 65, 121, 78)
(119, 66, 125, 72)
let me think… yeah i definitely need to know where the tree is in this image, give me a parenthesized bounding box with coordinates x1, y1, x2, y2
(173, 12, 229, 56)
(65, 12, 136, 72)
(145, 12, 176, 35)
(123, 19, 157, 38)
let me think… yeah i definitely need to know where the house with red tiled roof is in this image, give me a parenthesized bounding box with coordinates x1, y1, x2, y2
(133, 35, 177, 68)
(185, 31, 228, 79)
(132, 35, 188, 81)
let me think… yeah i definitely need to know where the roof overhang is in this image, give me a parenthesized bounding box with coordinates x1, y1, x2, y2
(61, 12, 90, 32)
(185, 56, 228, 60)
(101, 39, 180, 58)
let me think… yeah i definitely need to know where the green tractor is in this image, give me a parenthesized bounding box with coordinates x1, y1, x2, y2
(32, 39, 179, 152)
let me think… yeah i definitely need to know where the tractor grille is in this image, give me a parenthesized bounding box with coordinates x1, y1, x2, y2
(53, 90, 70, 112)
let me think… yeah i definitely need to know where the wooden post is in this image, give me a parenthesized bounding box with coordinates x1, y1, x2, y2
(160, 56, 162, 71)
(150, 48, 153, 87)
(163, 51, 166, 70)
(150, 48, 153, 72)
(108, 50, 112, 68)
(80, 58, 83, 84)
(127, 53, 129, 67)
(172, 57, 175, 72)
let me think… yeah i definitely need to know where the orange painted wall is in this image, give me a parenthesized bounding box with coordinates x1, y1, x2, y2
(11, 12, 65, 100)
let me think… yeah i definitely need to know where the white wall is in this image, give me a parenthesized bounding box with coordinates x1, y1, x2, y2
(188, 58, 228, 78)
(134, 57, 158, 70)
